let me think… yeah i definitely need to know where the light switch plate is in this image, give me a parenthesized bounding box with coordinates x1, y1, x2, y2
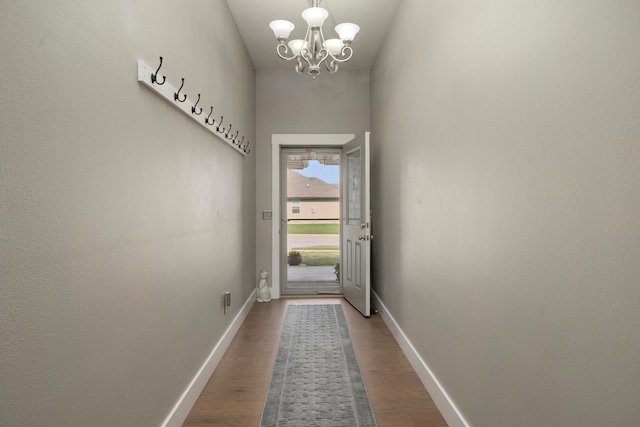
(262, 210, 272, 220)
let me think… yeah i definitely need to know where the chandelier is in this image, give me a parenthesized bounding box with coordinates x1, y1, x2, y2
(269, 0, 360, 79)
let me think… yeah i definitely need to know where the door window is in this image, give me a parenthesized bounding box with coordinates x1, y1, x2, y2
(347, 149, 361, 226)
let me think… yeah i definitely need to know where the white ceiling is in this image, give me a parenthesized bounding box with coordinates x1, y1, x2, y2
(225, 0, 401, 72)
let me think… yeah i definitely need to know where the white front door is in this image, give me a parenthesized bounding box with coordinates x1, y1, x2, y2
(341, 132, 371, 317)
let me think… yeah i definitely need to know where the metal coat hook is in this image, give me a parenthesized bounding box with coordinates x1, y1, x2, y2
(151, 56, 166, 85)
(174, 78, 187, 102)
(225, 124, 234, 140)
(243, 140, 251, 154)
(216, 116, 225, 133)
(228, 130, 239, 143)
(236, 136, 244, 147)
(192, 94, 203, 115)
(205, 107, 215, 125)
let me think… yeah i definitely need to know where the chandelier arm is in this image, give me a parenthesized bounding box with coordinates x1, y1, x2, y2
(324, 58, 338, 73)
(315, 27, 330, 67)
(295, 58, 307, 74)
(316, 48, 331, 68)
(316, 27, 327, 59)
(275, 43, 299, 61)
(326, 45, 354, 63)
(299, 48, 313, 69)
(298, 25, 315, 69)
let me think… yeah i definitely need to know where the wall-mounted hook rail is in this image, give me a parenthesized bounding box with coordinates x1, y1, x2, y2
(137, 59, 247, 156)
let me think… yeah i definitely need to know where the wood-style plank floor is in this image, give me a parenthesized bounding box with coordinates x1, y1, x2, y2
(183, 297, 448, 427)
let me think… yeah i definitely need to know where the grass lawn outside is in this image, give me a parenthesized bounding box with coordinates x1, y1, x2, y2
(295, 251, 340, 266)
(290, 246, 340, 266)
(288, 224, 339, 234)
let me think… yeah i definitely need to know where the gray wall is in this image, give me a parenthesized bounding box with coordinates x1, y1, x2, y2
(370, 1, 640, 426)
(0, 2, 255, 426)
(255, 70, 370, 293)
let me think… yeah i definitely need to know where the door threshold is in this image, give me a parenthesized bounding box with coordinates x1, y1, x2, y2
(281, 294, 343, 299)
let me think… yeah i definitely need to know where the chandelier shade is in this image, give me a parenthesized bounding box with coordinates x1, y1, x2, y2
(268, 0, 359, 78)
(288, 39, 308, 56)
(301, 7, 329, 28)
(269, 20, 295, 40)
(323, 38, 344, 55)
(335, 23, 360, 42)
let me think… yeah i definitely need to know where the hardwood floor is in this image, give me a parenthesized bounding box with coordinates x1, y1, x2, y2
(183, 297, 448, 427)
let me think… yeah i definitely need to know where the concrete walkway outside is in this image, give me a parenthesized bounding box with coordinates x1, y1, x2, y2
(287, 265, 336, 282)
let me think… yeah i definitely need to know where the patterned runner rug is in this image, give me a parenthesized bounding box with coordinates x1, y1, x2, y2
(259, 304, 377, 427)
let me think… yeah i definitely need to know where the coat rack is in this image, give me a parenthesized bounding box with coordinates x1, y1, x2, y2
(137, 57, 250, 155)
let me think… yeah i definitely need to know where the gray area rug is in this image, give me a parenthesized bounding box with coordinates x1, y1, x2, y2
(259, 304, 377, 427)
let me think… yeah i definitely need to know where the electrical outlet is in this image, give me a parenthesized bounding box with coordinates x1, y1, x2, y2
(262, 210, 272, 220)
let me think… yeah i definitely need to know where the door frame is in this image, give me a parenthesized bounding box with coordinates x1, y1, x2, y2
(280, 147, 343, 296)
(271, 134, 354, 299)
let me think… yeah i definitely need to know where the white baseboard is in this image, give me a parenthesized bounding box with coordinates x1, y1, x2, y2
(371, 291, 470, 427)
(161, 290, 256, 427)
